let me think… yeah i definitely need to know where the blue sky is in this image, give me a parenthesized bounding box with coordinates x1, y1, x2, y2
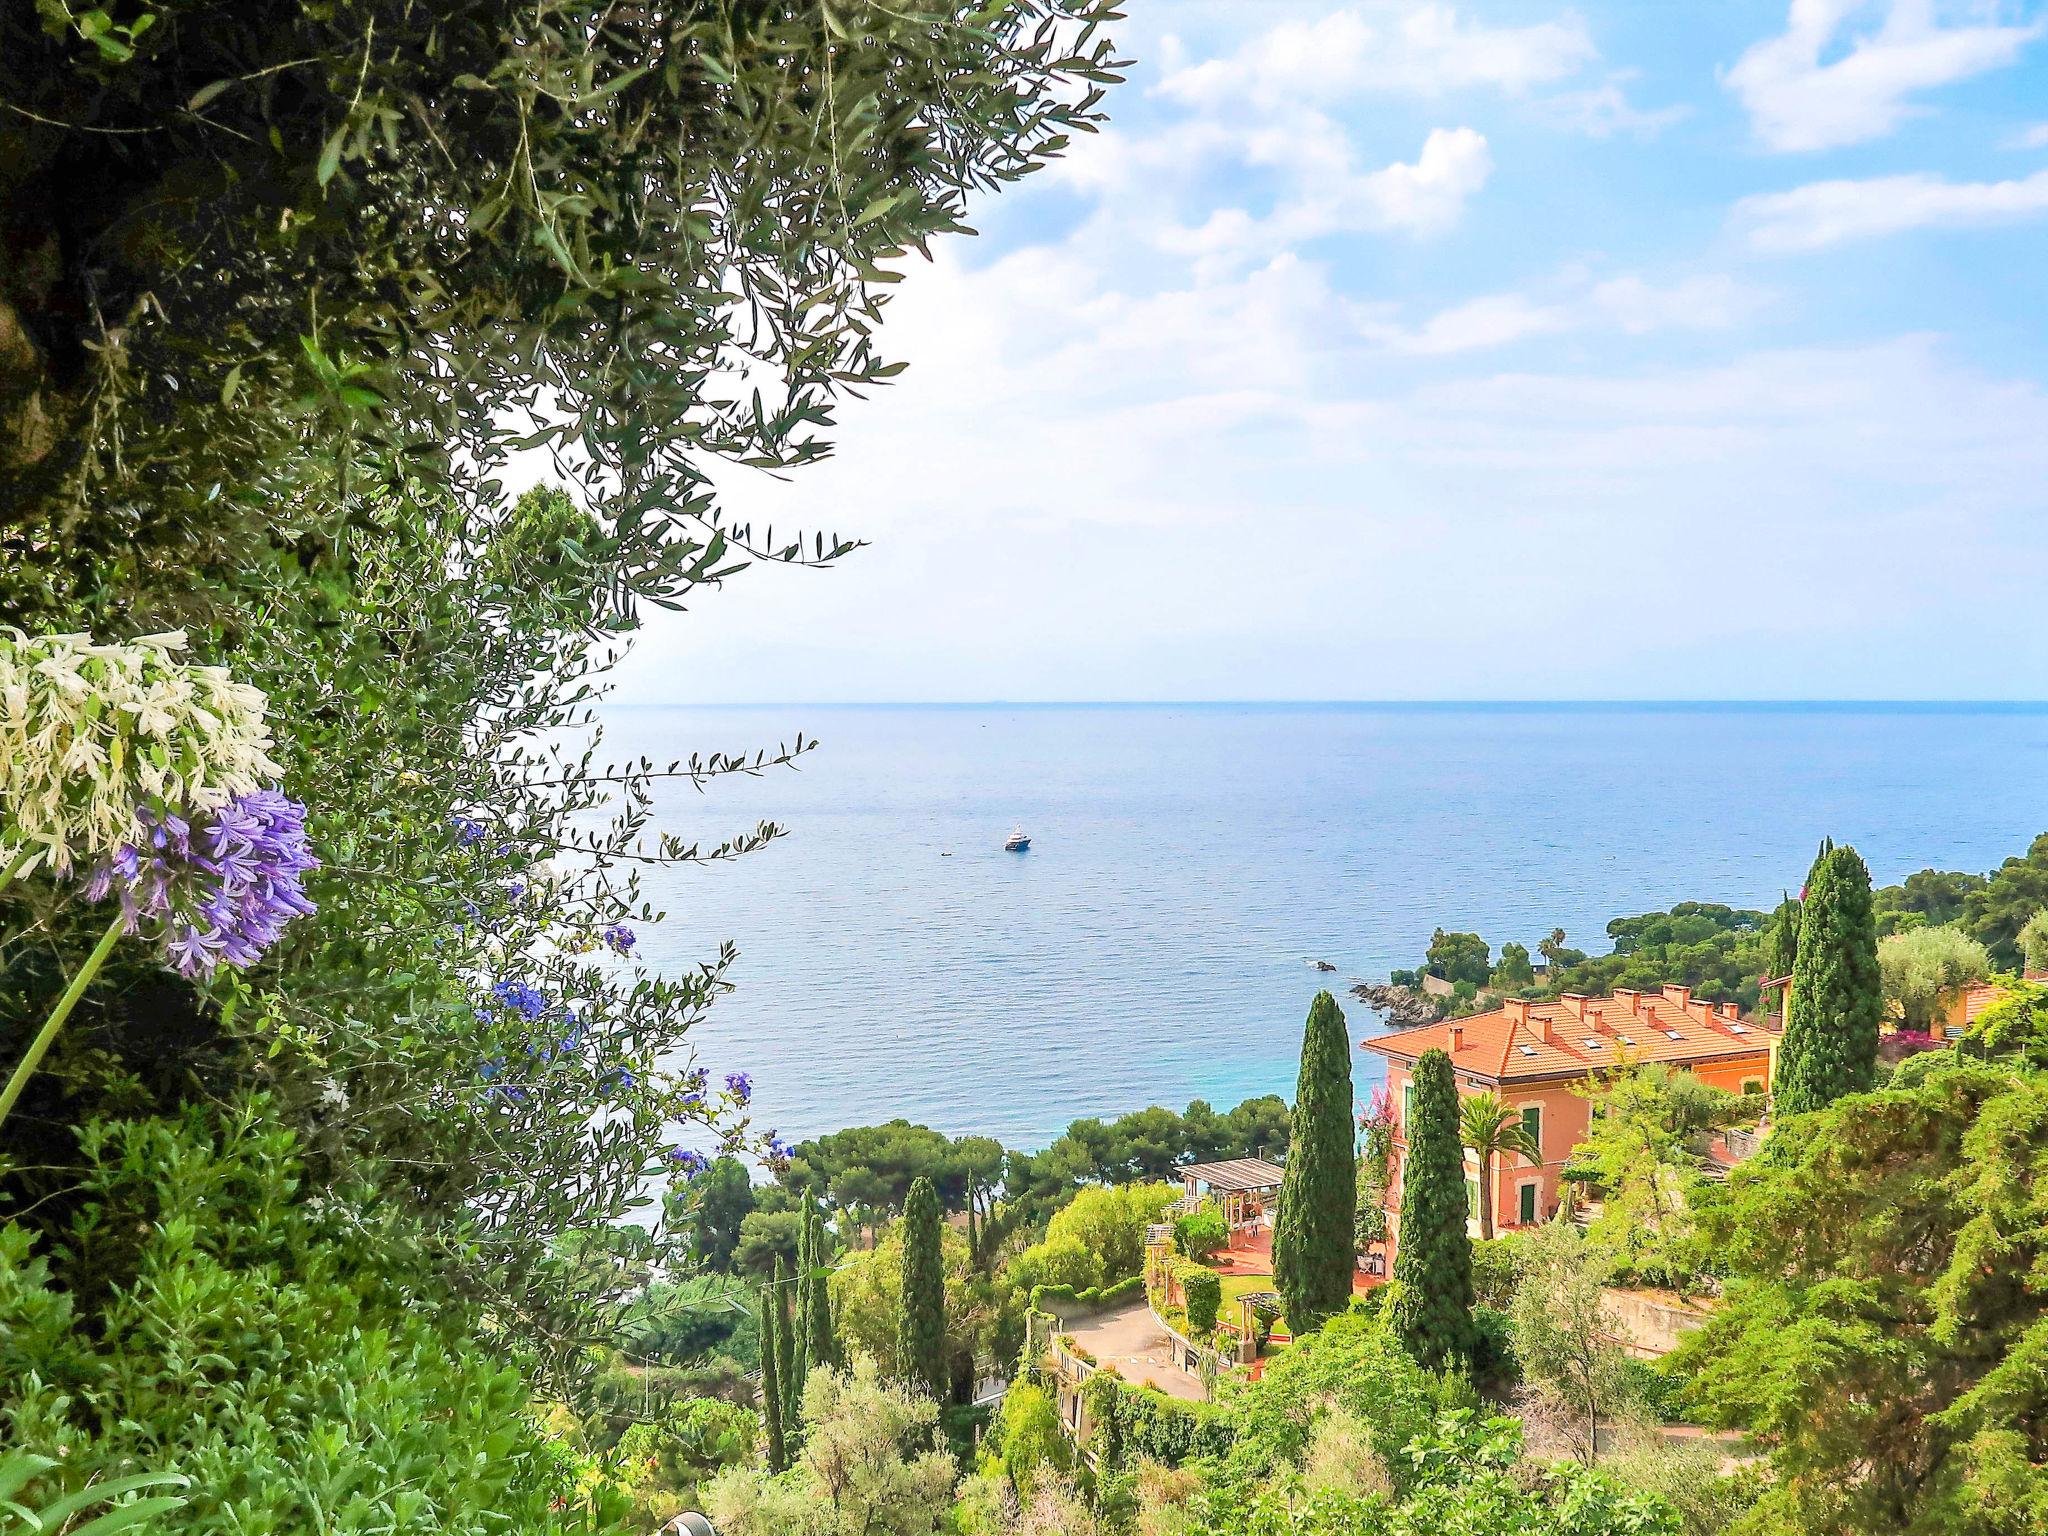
(612, 0, 2048, 703)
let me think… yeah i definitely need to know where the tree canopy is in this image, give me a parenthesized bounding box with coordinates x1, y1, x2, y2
(1777, 843, 1881, 1114)
(1676, 985, 2048, 1534)
(1389, 1048, 1475, 1372)
(1273, 992, 1356, 1334)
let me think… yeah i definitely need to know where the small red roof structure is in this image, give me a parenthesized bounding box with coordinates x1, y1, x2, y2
(1359, 984, 1777, 1085)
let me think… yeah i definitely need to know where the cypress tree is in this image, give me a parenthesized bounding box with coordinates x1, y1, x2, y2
(897, 1174, 947, 1399)
(1389, 1047, 1476, 1372)
(1776, 843, 1881, 1114)
(803, 1206, 836, 1374)
(770, 1256, 799, 1442)
(757, 1279, 787, 1472)
(1272, 990, 1357, 1334)
(777, 1252, 802, 1436)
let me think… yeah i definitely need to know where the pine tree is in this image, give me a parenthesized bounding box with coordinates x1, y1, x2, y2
(1389, 1047, 1476, 1372)
(1776, 843, 1882, 1115)
(1272, 990, 1357, 1334)
(757, 1279, 787, 1473)
(771, 1256, 799, 1446)
(897, 1175, 948, 1399)
(803, 1206, 836, 1375)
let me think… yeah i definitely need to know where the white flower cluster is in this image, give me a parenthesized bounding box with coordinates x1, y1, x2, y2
(0, 629, 282, 876)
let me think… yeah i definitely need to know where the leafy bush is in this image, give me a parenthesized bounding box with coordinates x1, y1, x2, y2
(1174, 1207, 1229, 1263)
(0, 1102, 599, 1533)
(1046, 1182, 1180, 1283)
(1469, 1234, 1530, 1309)
(1179, 1265, 1223, 1334)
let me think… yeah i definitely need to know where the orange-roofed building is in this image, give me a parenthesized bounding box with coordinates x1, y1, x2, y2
(1359, 986, 1778, 1263)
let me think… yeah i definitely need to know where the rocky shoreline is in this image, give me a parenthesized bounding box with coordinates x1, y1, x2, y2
(1349, 981, 1441, 1028)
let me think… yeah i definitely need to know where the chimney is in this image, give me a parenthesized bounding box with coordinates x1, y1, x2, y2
(1661, 985, 1692, 1008)
(1448, 1024, 1464, 1052)
(1560, 993, 1590, 1021)
(1503, 998, 1532, 1025)
(1612, 988, 1642, 1015)
(1541, 1012, 1562, 1044)
(1716, 1001, 1741, 1021)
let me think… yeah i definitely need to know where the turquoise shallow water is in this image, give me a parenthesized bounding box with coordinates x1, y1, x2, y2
(607, 703, 2048, 1149)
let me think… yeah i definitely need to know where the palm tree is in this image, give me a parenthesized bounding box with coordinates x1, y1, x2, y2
(1460, 1091, 1541, 1241)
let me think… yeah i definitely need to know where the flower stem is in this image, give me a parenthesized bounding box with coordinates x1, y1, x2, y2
(0, 847, 32, 895)
(0, 911, 127, 1134)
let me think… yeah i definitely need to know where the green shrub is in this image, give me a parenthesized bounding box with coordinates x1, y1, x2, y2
(1179, 1265, 1223, 1334)
(0, 1103, 599, 1534)
(1174, 1207, 1229, 1263)
(1470, 1234, 1530, 1309)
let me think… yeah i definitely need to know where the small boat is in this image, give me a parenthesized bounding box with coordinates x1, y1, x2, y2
(1004, 827, 1031, 852)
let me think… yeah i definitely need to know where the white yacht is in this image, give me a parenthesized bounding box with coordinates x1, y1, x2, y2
(1004, 827, 1031, 852)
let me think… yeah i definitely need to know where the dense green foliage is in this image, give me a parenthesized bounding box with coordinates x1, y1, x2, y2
(1879, 924, 1990, 1031)
(1173, 1205, 1229, 1263)
(706, 1360, 956, 1536)
(1273, 991, 1356, 1334)
(1564, 1066, 1747, 1292)
(1389, 1049, 1475, 1371)
(897, 1176, 948, 1400)
(1777, 843, 1882, 1113)
(1394, 904, 1771, 1014)
(1676, 984, 2048, 1534)
(1874, 868, 1987, 937)
(1424, 928, 1492, 987)
(0, 1103, 592, 1532)
(0, 0, 1117, 623)
(689, 1157, 758, 1272)
(1180, 1263, 1222, 1334)
(801, 1206, 836, 1379)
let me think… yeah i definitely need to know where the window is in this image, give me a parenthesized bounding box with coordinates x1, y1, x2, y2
(1402, 1082, 1414, 1127)
(1466, 1179, 1480, 1220)
(1518, 1181, 1539, 1225)
(1519, 1104, 1543, 1158)
(1741, 1078, 1763, 1095)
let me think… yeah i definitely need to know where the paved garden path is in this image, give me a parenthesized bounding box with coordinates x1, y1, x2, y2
(1064, 1300, 1205, 1403)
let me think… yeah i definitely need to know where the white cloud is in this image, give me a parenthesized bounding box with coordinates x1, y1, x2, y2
(1156, 124, 1494, 263)
(2005, 120, 2048, 148)
(1727, 0, 2043, 152)
(1588, 274, 1772, 333)
(1372, 293, 1574, 354)
(1541, 76, 1692, 139)
(1348, 125, 1496, 233)
(1158, 3, 1596, 108)
(1357, 274, 1769, 354)
(1736, 166, 2048, 249)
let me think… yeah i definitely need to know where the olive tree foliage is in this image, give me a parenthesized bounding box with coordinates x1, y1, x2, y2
(1, 0, 1124, 626)
(0, 0, 1124, 1402)
(1878, 924, 1990, 1032)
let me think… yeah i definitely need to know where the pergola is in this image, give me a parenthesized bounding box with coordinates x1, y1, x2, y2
(1179, 1157, 1284, 1229)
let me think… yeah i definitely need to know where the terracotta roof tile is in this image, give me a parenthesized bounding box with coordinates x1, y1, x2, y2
(1359, 986, 1777, 1083)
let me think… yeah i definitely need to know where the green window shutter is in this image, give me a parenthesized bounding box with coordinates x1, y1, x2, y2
(1518, 1181, 1538, 1224)
(1520, 1105, 1542, 1156)
(1466, 1179, 1480, 1219)
(1403, 1083, 1415, 1127)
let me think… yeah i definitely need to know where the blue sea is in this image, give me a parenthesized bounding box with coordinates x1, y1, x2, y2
(608, 703, 2048, 1150)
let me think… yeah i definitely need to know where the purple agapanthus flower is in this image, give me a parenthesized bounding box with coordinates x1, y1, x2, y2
(723, 1071, 752, 1106)
(601, 923, 636, 956)
(764, 1132, 792, 1165)
(78, 789, 318, 980)
(452, 815, 486, 846)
